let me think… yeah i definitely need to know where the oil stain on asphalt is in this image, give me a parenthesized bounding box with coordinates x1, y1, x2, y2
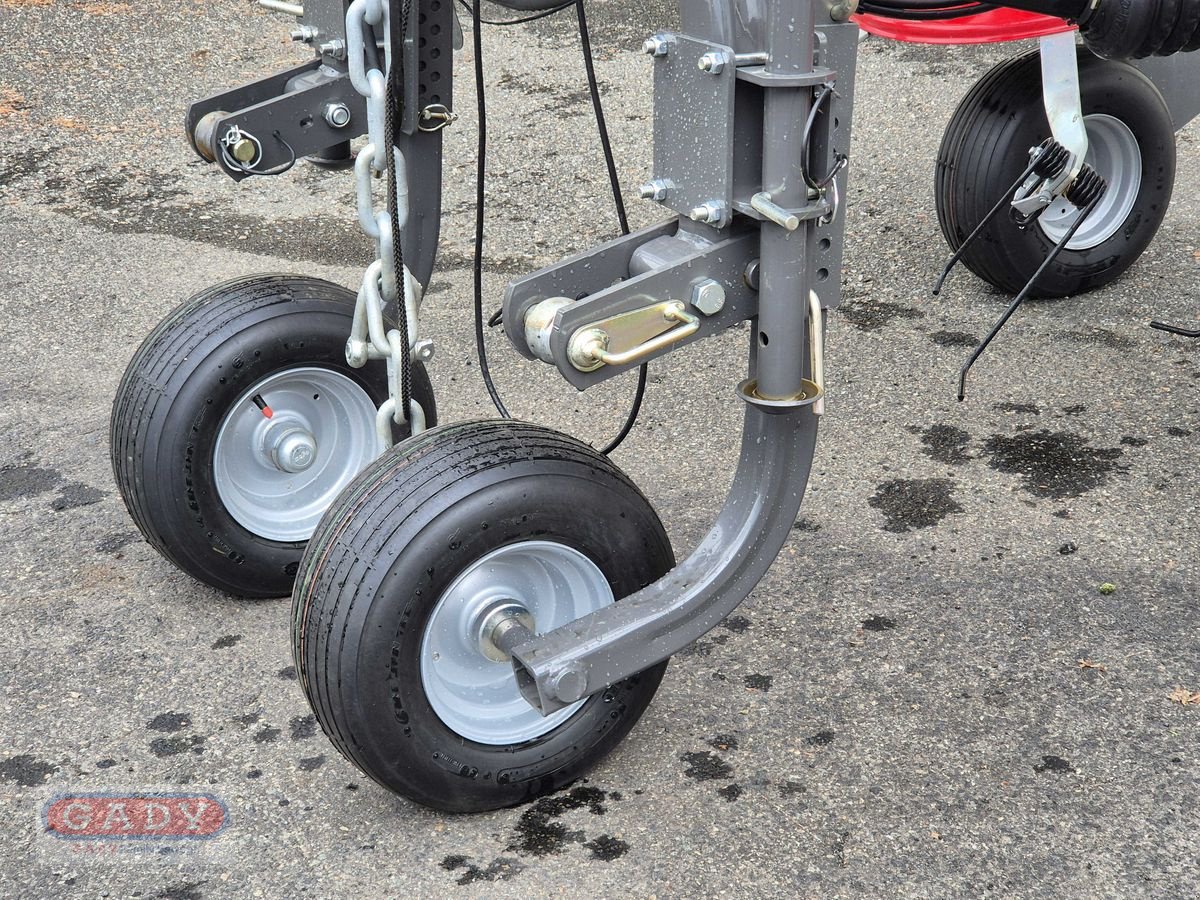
(910, 424, 972, 465)
(981, 430, 1125, 499)
(868, 478, 964, 532)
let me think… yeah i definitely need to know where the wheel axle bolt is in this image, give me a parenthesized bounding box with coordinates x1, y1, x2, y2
(551, 666, 588, 703)
(477, 602, 535, 662)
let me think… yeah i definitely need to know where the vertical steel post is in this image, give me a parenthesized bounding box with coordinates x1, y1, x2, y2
(755, 0, 816, 400)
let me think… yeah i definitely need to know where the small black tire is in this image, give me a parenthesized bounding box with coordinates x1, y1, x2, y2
(936, 49, 1176, 298)
(110, 274, 435, 599)
(292, 420, 674, 813)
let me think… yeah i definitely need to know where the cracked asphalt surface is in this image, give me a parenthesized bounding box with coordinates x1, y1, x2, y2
(1, 2, 1198, 897)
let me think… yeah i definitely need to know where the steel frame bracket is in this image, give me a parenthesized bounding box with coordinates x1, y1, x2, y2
(504, 221, 759, 390)
(651, 33, 738, 227)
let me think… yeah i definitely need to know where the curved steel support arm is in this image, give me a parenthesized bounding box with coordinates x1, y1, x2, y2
(511, 396, 820, 715)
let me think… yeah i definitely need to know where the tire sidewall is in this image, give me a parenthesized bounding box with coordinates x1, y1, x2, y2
(153, 304, 391, 597)
(339, 465, 673, 812)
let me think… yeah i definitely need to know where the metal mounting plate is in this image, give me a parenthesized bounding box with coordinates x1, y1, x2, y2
(652, 33, 736, 226)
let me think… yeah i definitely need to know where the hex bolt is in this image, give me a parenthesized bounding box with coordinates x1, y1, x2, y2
(289, 25, 319, 42)
(638, 179, 669, 202)
(690, 279, 726, 316)
(412, 339, 435, 362)
(689, 201, 726, 225)
(323, 102, 352, 129)
(643, 34, 669, 57)
(698, 51, 728, 74)
(318, 39, 346, 59)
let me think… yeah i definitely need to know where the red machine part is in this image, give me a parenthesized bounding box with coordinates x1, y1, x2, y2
(854, 9, 1074, 44)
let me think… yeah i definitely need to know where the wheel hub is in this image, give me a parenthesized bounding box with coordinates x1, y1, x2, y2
(213, 366, 378, 543)
(267, 423, 318, 473)
(1038, 113, 1142, 252)
(475, 601, 535, 662)
(419, 540, 615, 745)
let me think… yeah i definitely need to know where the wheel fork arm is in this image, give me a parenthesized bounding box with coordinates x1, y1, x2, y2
(510, 399, 819, 715)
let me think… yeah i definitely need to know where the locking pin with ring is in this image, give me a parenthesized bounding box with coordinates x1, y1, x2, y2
(418, 104, 458, 132)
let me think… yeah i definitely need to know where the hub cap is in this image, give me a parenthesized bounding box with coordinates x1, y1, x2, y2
(1038, 114, 1142, 251)
(214, 366, 377, 542)
(419, 541, 614, 745)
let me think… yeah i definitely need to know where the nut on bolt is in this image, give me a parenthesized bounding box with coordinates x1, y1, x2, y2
(412, 339, 435, 362)
(698, 50, 729, 74)
(318, 39, 346, 59)
(323, 102, 352, 128)
(290, 25, 319, 42)
(643, 34, 669, 57)
(689, 200, 726, 225)
(690, 279, 726, 316)
(638, 179, 670, 202)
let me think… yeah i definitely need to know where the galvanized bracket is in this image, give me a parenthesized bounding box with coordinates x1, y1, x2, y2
(651, 33, 737, 227)
(194, 66, 367, 181)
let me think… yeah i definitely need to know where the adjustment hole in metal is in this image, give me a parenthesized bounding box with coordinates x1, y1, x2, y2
(759, 331, 770, 347)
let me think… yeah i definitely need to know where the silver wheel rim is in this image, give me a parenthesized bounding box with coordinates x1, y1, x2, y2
(213, 366, 378, 542)
(419, 540, 614, 745)
(1038, 114, 1142, 251)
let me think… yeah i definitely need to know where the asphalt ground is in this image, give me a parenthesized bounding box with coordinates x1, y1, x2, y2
(1, 2, 1198, 897)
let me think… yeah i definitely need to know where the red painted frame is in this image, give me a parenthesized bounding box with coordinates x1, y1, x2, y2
(854, 9, 1074, 44)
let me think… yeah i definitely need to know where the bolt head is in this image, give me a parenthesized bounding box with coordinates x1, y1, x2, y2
(323, 102, 352, 129)
(551, 666, 588, 703)
(690, 279, 726, 316)
(643, 35, 668, 57)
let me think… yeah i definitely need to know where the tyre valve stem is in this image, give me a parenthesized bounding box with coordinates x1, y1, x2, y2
(251, 394, 274, 418)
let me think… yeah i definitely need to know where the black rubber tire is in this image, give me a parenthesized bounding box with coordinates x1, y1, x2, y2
(292, 420, 674, 813)
(936, 49, 1176, 298)
(110, 274, 435, 599)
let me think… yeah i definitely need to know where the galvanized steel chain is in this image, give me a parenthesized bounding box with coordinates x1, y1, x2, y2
(343, 0, 430, 453)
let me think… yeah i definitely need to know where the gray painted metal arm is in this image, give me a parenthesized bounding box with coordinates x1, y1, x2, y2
(511, 395, 820, 715)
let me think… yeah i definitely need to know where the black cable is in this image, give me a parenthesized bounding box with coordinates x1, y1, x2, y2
(572, 0, 645, 454)
(457, 0, 573, 26)
(386, 0, 414, 420)
(575, 0, 628, 236)
(467, 0, 649, 452)
(470, 0, 512, 418)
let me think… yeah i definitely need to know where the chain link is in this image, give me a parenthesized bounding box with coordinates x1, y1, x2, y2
(343, 0, 428, 453)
